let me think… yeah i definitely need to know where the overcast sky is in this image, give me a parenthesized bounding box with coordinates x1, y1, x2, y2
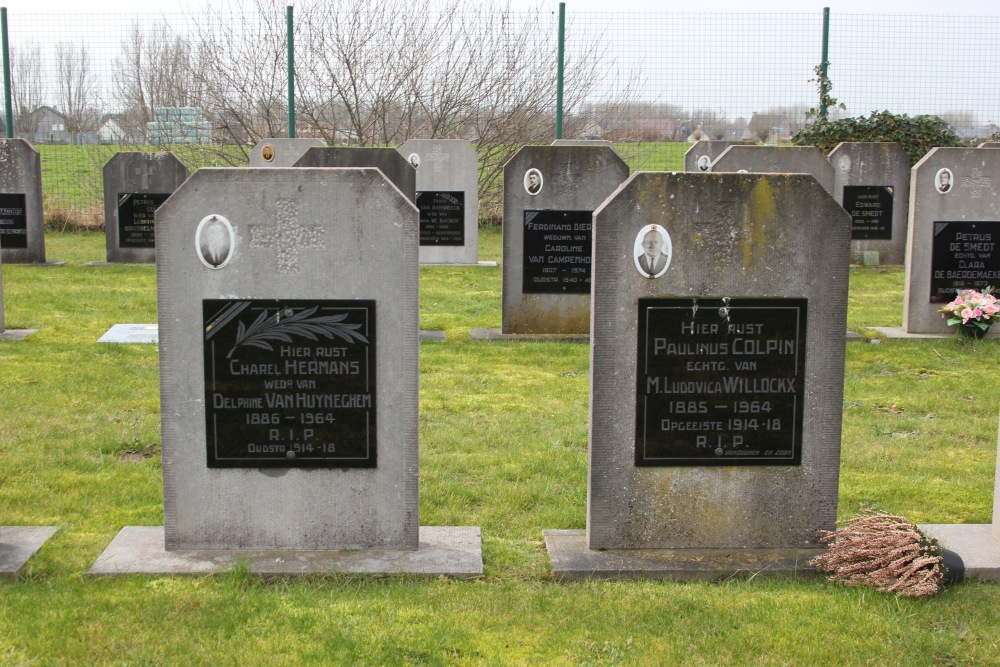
(3, 0, 998, 14)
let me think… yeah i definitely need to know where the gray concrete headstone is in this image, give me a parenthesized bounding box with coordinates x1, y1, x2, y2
(903, 148, 1000, 333)
(250, 138, 326, 167)
(586, 172, 850, 552)
(156, 168, 419, 550)
(978, 142, 1000, 149)
(711, 145, 835, 195)
(829, 142, 910, 265)
(684, 140, 754, 172)
(552, 139, 621, 158)
(103, 152, 188, 263)
(397, 139, 479, 265)
(0, 139, 45, 264)
(502, 145, 629, 334)
(294, 147, 416, 202)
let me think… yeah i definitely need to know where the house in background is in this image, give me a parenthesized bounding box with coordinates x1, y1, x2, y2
(98, 114, 133, 144)
(20, 106, 72, 144)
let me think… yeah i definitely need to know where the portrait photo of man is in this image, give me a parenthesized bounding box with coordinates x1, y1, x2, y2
(633, 224, 671, 278)
(524, 168, 543, 195)
(697, 155, 711, 171)
(936, 168, 953, 194)
(408, 153, 420, 169)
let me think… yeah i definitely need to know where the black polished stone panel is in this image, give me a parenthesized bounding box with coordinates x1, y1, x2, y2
(522, 210, 592, 294)
(203, 299, 376, 468)
(930, 221, 1000, 303)
(843, 185, 893, 240)
(0, 193, 27, 249)
(118, 193, 170, 248)
(417, 191, 464, 246)
(635, 297, 807, 466)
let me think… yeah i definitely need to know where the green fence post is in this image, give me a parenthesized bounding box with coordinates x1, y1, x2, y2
(287, 3, 295, 138)
(2, 8, 12, 139)
(820, 7, 830, 121)
(556, 2, 565, 140)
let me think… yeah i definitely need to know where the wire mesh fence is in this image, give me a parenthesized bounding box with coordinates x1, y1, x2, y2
(2, 2, 998, 225)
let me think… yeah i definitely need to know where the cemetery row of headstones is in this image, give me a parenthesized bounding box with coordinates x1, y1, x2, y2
(4, 140, 1000, 579)
(0, 138, 485, 268)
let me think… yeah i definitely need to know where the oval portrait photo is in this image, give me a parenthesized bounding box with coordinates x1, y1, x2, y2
(697, 155, 711, 171)
(633, 224, 672, 279)
(196, 214, 235, 270)
(524, 168, 543, 195)
(408, 153, 420, 169)
(935, 167, 953, 194)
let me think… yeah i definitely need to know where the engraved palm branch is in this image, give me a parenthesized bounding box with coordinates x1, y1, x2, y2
(225, 305, 368, 358)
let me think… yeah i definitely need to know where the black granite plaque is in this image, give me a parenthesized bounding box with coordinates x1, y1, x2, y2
(203, 299, 376, 468)
(930, 221, 1000, 303)
(522, 210, 592, 294)
(118, 193, 169, 248)
(843, 185, 893, 240)
(417, 191, 464, 246)
(0, 193, 27, 249)
(635, 297, 807, 466)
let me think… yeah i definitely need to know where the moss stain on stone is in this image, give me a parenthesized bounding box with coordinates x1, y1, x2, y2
(742, 178, 778, 272)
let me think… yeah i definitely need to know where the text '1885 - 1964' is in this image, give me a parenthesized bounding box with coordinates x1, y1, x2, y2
(636, 297, 806, 466)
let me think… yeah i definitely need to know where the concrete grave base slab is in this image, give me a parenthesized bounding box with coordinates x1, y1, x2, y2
(98, 323, 159, 344)
(469, 328, 588, 343)
(0, 329, 37, 340)
(869, 327, 1000, 340)
(0, 527, 59, 581)
(421, 261, 498, 267)
(96, 324, 445, 344)
(90, 526, 483, 578)
(919, 524, 1000, 581)
(544, 530, 820, 581)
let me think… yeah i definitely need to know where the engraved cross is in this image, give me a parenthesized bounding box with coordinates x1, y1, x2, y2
(961, 168, 993, 199)
(249, 198, 325, 274)
(425, 144, 451, 174)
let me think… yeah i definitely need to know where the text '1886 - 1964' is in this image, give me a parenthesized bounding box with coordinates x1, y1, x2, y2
(203, 298, 376, 468)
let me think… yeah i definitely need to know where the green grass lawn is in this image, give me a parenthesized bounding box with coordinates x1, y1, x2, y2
(2, 229, 1000, 664)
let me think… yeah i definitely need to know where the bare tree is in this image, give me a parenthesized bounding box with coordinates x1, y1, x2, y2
(56, 42, 100, 140)
(10, 46, 44, 136)
(114, 25, 209, 143)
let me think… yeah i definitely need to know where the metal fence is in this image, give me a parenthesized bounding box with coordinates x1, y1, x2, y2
(2, 2, 998, 222)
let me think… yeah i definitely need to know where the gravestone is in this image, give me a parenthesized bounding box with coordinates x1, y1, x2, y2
(0, 139, 45, 264)
(829, 142, 910, 265)
(499, 145, 629, 336)
(0, 252, 4, 333)
(978, 142, 1000, 149)
(294, 147, 416, 201)
(552, 139, 621, 156)
(397, 139, 479, 265)
(90, 167, 480, 575)
(711, 145, 835, 195)
(103, 152, 188, 263)
(897, 148, 1000, 335)
(684, 140, 753, 172)
(544, 172, 851, 579)
(250, 138, 326, 167)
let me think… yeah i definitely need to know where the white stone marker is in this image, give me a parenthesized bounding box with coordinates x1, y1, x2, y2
(397, 139, 480, 265)
(829, 142, 910, 265)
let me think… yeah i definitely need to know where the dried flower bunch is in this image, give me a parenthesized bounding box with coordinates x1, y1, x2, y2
(809, 510, 944, 598)
(938, 287, 1000, 332)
